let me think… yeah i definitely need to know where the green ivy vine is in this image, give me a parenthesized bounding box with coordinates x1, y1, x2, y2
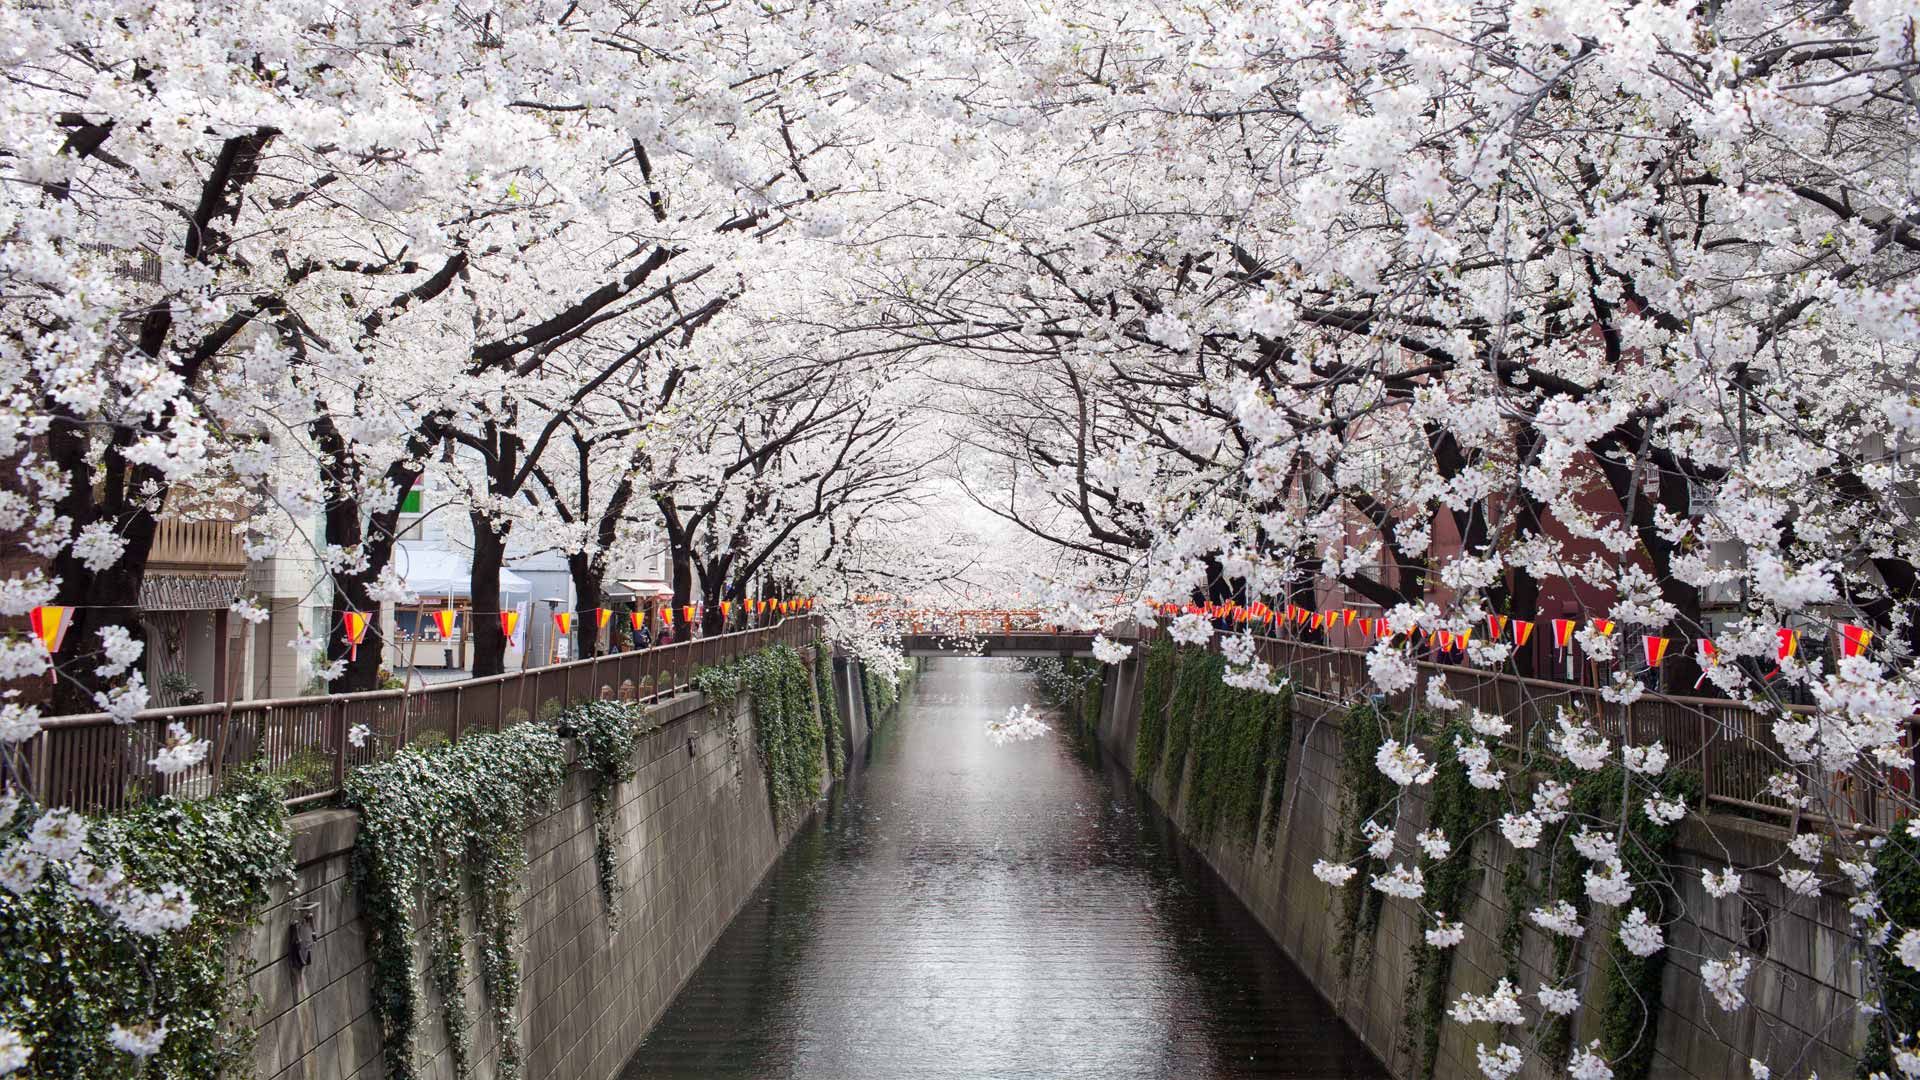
(1260, 685, 1296, 849)
(1160, 647, 1222, 798)
(1332, 699, 1393, 979)
(1133, 634, 1177, 777)
(1401, 717, 1493, 1079)
(562, 700, 652, 926)
(345, 722, 568, 1080)
(694, 644, 828, 825)
(0, 768, 291, 1079)
(1864, 830, 1920, 1077)
(815, 647, 847, 778)
(1185, 669, 1293, 844)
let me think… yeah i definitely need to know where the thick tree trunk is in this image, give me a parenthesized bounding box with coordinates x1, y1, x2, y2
(569, 553, 604, 658)
(469, 512, 509, 677)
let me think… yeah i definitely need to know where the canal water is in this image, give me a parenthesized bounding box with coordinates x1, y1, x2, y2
(617, 658, 1386, 1080)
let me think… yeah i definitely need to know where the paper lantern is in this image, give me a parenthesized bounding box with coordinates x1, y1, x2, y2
(1512, 620, 1534, 647)
(1551, 619, 1576, 650)
(28, 605, 72, 655)
(431, 609, 457, 638)
(1487, 614, 1509, 641)
(342, 610, 370, 661)
(1839, 623, 1873, 657)
(1643, 635, 1670, 666)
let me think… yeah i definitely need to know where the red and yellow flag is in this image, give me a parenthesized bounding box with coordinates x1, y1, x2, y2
(1358, 617, 1373, 638)
(342, 610, 370, 661)
(595, 608, 612, 629)
(1343, 609, 1356, 627)
(1459, 628, 1473, 649)
(630, 611, 645, 632)
(662, 607, 674, 626)
(1487, 614, 1509, 642)
(1589, 618, 1616, 637)
(681, 605, 695, 626)
(1551, 618, 1576, 650)
(1776, 627, 1800, 661)
(553, 611, 573, 636)
(1839, 623, 1874, 657)
(501, 609, 520, 643)
(721, 600, 732, 619)
(431, 609, 457, 638)
(1512, 620, 1534, 647)
(1439, 631, 1456, 651)
(28, 605, 72, 655)
(1642, 635, 1670, 667)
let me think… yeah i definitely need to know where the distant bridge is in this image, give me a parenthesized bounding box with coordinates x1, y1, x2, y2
(898, 630, 1106, 657)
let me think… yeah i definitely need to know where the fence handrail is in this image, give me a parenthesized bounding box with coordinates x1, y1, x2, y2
(21, 616, 824, 813)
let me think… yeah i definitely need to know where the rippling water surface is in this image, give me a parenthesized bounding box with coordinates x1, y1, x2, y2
(617, 658, 1388, 1080)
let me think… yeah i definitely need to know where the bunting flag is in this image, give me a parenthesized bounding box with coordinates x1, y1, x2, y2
(1487, 614, 1509, 642)
(1358, 617, 1373, 638)
(553, 611, 573, 636)
(1512, 620, 1535, 647)
(1694, 639, 1719, 689)
(501, 609, 520, 644)
(629, 611, 645, 632)
(661, 608, 674, 626)
(1343, 608, 1356, 626)
(1459, 628, 1473, 650)
(1439, 631, 1456, 651)
(681, 605, 695, 625)
(595, 607, 612, 629)
(431, 609, 457, 639)
(1839, 623, 1874, 657)
(1590, 618, 1616, 637)
(1643, 635, 1670, 667)
(1378, 621, 1394, 640)
(1776, 627, 1800, 662)
(342, 610, 370, 661)
(1423, 630, 1436, 647)
(1551, 618, 1576, 651)
(721, 600, 732, 619)
(28, 605, 72, 656)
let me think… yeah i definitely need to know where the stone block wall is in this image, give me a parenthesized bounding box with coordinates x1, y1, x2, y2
(248, 656, 837, 1080)
(1094, 656, 1866, 1080)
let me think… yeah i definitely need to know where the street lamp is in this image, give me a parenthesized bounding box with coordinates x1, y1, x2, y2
(541, 597, 564, 666)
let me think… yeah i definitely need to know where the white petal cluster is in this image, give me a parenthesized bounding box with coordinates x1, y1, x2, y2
(1450, 978, 1526, 1025)
(985, 705, 1051, 746)
(1313, 860, 1358, 887)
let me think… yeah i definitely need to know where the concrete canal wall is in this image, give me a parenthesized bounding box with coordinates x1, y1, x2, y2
(1095, 653, 1865, 1080)
(246, 648, 895, 1080)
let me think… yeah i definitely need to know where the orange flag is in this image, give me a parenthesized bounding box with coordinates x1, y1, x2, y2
(1459, 628, 1473, 649)
(1590, 618, 1616, 637)
(1695, 639, 1718, 689)
(1487, 614, 1508, 642)
(1643, 635, 1670, 667)
(501, 609, 521, 643)
(1358, 617, 1373, 637)
(721, 600, 732, 619)
(681, 605, 695, 626)
(1551, 618, 1576, 650)
(1512, 620, 1534, 647)
(431, 609, 457, 638)
(342, 610, 370, 661)
(553, 611, 573, 636)
(1343, 609, 1356, 626)
(1439, 631, 1456, 651)
(629, 611, 645, 632)
(1839, 623, 1874, 657)
(595, 607, 612, 629)
(28, 605, 72, 655)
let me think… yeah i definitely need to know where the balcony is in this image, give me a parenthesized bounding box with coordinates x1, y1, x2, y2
(148, 512, 248, 574)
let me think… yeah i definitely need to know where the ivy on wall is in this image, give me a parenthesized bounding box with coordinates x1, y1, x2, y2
(1332, 700, 1394, 980)
(1160, 647, 1221, 800)
(345, 722, 569, 1080)
(0, 769, 292, 1079)
(1865, 833, 1920, 1077)
(563, 700, 650, 925)
(1400, 717, 1492, 1079)
(1259, 686, 1296, 849)
(1133, 635, 1177, 778)
(815, 647, 847, 778)
(694, 644, 828, 825)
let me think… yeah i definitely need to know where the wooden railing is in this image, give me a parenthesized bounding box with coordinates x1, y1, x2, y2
(1174, 631, 1913, 833)
(21, 617, 821, 813)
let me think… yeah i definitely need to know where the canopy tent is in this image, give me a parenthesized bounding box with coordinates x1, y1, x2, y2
(392, 543, 533, 600)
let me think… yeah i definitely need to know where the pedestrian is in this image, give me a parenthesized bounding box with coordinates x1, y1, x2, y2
(634, 622, 652, 649)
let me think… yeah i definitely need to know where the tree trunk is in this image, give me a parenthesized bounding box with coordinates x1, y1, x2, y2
(470, 512, 509, 677)
(569, 553, 604, 658)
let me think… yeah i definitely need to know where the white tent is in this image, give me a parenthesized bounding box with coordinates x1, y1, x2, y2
(392, 543, 533, 600)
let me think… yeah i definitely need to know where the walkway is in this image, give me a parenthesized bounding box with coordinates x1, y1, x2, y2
(617, 657, 1386, 1079)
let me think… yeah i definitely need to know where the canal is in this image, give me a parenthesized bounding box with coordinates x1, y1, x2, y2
(618, 658, 1387, 1080)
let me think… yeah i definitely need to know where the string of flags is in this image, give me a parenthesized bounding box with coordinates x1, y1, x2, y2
(1146, 599, 1883, 673)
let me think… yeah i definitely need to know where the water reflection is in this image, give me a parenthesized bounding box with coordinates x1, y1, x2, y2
(618, 658, 1387, 1079)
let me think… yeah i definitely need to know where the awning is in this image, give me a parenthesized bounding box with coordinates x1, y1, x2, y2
(392, 544, 533, 600)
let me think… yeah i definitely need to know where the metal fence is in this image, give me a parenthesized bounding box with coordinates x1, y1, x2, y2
(22, 616, 821, 813)
(1200, 632, 1910, 833)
